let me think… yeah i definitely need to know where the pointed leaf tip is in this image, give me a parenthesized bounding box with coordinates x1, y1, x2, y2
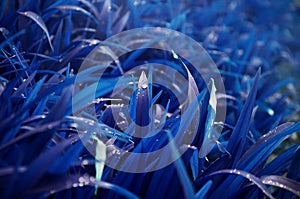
(138, 71, 148, 89)
(209, 78, 217, 113)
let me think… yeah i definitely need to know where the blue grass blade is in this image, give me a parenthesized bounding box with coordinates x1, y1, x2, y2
(150, 90, 162, 106)
(72, 79, 118, 114)
(112, 11, 130, 34)
(112, 5, 123, 24)
(195, 180, 212, 199)
(258, 79, 292, 100)
(80, 0, 100, 19)
(22, 76, 47, 109)
(11, 45, 29, 70)
(28, 174, 83, 194)
(46, 67, 67, 84)
(53, 20, 63, 54)
(46, 85, 72, 121)
(0, 0, 7, 20)
(1, 76, 47, 144)
(18, 11, 54, 51)
(0, 76, 20, 118)
(237, 123, 293, 171)
(287, 147, 300, 180)
(261, 175, 300, 197)
(167, 10, 189, 30)
(199, 78, 217, 158)
(177, 89, 206, 142)
(190, 148, 199, 180)
(279, 147, 300, 197)
(65, 116, 132, 143)
(28, 174, 139, 199)
(49, 139, 84, 174)
(32, 95, 49, 116)
(91, 179, 140, 199)
(238, 30, 255, 73)
(207, 169, 275, 199)
(167, 130, 196, 199)
(98, 0, 111, 22)
(216, 122, 300, 197)
(260, 144, 300, 176)
(226, 68, 261, 166)
(11, 71, 36, 97)
(55, 5, 98, 25)
(0, 30, 25, 49)
(13, 136, 77, 196)
(64, 12, 72, 47)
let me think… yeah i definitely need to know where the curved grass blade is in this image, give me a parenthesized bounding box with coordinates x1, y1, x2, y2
(261, 175, 300, 197)
(260, 144, 300, 176)
(80, 0, 100, 19)
(207, 169, 274, 199)
(18, 11, 54, 51)
(237, 123, 294, 172)
(55, 5, 98, 25)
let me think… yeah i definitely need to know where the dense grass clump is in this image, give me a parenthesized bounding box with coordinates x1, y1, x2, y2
(0, 0, 299, 199)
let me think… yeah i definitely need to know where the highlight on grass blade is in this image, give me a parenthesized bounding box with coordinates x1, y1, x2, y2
(18, 11, 54, 51)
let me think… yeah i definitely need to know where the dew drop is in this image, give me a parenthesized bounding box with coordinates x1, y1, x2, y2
(78, 177, 85, 183)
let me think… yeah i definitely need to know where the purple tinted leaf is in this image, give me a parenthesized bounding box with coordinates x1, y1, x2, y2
(261, 175, 300, 197)
(18, 11, 54, 51)
(55, 5, 98, 25)
(237, 123, 293, 172)
(208, 169, 274, 199)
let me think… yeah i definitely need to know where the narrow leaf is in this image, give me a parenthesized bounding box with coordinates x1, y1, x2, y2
(18, 11, 54, 51)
